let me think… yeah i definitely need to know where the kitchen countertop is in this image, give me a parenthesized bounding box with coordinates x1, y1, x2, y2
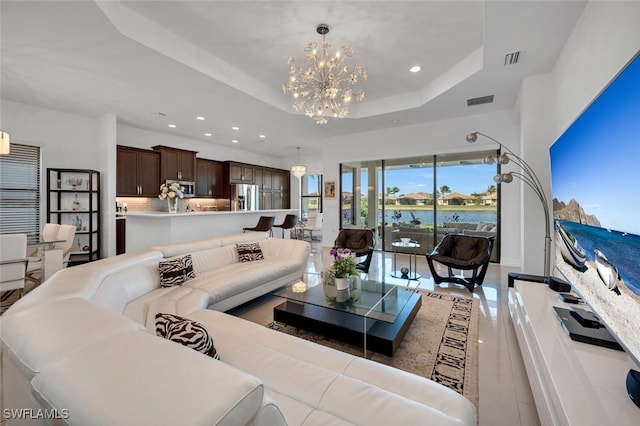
(123, 209, 298, 251)
(124, 209, 295, 218)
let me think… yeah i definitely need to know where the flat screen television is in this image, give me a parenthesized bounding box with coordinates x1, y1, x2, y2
(549, 51, 640, 372)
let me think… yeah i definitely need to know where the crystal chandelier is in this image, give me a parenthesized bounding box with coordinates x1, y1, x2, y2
(283, 24, 367, 125)
(291, 147, 306, 178)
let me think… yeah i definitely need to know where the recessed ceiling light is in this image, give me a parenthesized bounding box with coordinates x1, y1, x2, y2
(232, 126, 240, 130)
(168, 124, 176, 128)
(196, 116, 205, 120)
(258, 134, 266, 139)
(409, 65, 421, 73)
(232, 139, 238, 143)
(204, 133, 212, 137)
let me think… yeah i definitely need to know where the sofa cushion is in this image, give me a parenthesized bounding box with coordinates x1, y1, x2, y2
(123, 286, 210, 328)
(4, 250, 163, 317)
(250, 393, 287, 426)
(185, 258, 302, 304)
(186, 309, 477, 426)
(236, 242, 264, 263)
(30, 331, 264, 426)
(92, 261, 162, 315)
(159, 254, 196, 287)
(0, 297, 145, 378)
(153, 237, 223, 258)
(155, 313, 220, 360)
(218, 232, 269, 247)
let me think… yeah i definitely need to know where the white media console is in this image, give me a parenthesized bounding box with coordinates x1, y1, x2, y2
(508, 277, 638, 425)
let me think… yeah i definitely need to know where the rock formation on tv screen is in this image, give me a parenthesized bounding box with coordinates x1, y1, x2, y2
(552, 198, 601, 227)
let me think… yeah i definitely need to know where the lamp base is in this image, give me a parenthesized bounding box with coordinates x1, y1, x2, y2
(507, 272, 571, 292)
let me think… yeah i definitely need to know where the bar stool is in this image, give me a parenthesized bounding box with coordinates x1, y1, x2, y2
(242, 216, 275, 237)
(273, 214, 298, 238)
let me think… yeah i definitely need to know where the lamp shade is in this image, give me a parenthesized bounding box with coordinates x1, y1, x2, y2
(0, 131, 10, 155)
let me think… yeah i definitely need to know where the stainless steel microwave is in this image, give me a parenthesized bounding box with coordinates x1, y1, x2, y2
(165, 180, 195, 198)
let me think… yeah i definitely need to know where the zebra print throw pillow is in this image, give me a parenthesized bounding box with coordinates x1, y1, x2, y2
(155, 313, 220, 360)
(236, 242, 264, 263)
(158, 254, 196, 287)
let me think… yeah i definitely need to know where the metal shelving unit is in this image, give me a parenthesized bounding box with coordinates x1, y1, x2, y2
(47, 168, 101, 265)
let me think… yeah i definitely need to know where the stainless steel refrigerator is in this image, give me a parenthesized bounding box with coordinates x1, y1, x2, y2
(231, 184, 260, 211)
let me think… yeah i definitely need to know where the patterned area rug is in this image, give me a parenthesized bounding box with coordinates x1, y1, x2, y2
(267, 289, 479, 406)
(1, 289, 22, 315)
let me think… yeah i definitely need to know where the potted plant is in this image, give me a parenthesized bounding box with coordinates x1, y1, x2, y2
(327, 248, 358, 290)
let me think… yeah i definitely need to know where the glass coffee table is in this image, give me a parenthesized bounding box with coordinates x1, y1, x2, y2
(272, 273, 422, 356)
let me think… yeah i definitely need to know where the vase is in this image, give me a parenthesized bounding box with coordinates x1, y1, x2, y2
(167, 197, 178, 214)
(335, 277, 349, 290)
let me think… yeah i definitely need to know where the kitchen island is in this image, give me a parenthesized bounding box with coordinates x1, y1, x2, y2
(124, 209, 297, 252)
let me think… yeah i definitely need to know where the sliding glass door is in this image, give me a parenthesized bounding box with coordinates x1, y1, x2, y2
(339, 151, 500, 262)
(434, 152, 500, 261)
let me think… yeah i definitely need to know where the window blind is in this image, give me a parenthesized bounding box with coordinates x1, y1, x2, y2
(0, 143, 41, 243)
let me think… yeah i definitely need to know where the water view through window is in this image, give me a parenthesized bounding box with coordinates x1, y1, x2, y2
(340, 151, 500, 261)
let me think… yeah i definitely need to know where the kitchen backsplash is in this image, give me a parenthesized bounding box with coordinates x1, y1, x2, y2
(116, 197, 231, 213)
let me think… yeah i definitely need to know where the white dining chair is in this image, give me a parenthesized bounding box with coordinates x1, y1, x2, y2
(302, 212, 323, 242)
(56, 225, 77, 267)
(26, 224, 76, 285)
(0, 234, 28, 300)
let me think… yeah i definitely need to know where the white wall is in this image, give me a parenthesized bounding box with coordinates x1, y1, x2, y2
(518, 1, 640, 275)
(1, 100, 114, 254)
(320, 110, 522, 267)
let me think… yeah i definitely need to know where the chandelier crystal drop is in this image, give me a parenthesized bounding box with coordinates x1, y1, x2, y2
(283, 24, 367, 125)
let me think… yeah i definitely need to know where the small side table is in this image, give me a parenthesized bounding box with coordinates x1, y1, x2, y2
(391, 241, 421, 280)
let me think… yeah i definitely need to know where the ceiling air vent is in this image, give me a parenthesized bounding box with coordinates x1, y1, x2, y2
(504, 51, 521, 66)
(466, 95, 494, 107)
(151, 112, 167, 118)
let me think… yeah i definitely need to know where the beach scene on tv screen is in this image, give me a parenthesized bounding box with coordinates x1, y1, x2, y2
(550, 52, 640, 363)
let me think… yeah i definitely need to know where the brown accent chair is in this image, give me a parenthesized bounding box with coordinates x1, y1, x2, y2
(243, 216, 275, 237)
(426, 234, 494, 292)
(333, 228, 376, 273)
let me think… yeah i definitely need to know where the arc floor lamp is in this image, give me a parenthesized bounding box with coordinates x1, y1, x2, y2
(466, 131, 556, 283)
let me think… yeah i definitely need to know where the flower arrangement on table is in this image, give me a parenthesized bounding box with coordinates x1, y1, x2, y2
(326, 248, 358, 279)
(158, 182, 184, 213)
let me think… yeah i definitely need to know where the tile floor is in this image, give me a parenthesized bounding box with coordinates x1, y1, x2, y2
(231, 242, 541, 426)
(0, 241, 540, 426)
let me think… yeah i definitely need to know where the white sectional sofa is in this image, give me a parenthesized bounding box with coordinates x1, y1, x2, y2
(1, 232, 477, 425)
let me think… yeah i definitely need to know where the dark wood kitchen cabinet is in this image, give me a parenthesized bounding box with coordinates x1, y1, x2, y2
(152, 145, 197, 181)
(195, 158, 225, 198)
(116, 146, 160, 197)
(271, 169, 289, 210)
(227, 162, 254, 184)
(255, 167, 290, 210)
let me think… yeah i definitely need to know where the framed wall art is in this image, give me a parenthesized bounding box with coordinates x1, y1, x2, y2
(324, 181, 336, 199)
